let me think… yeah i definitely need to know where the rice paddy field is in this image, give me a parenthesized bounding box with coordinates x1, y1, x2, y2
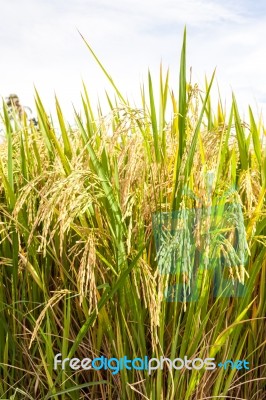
(0, 31, 265, 399)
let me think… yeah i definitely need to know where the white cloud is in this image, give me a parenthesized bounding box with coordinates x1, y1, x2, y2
(0, 0, 265, 125)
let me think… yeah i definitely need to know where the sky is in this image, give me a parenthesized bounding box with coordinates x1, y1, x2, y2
(0, 0, 266, 125)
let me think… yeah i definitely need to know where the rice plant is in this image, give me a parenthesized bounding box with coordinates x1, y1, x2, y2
(0, 29, 265, 399)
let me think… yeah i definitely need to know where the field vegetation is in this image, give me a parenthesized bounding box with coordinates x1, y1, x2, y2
(0, 30, 265, 399)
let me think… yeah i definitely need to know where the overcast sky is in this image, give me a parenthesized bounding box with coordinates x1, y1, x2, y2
(0, 0, 266, 123)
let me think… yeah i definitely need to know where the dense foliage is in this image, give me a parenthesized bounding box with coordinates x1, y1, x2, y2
(0, 31, 265, 399)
